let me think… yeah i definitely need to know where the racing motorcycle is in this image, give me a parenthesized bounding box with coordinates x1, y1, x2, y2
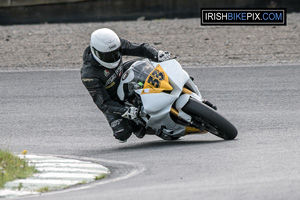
(117, 59, 238, 140)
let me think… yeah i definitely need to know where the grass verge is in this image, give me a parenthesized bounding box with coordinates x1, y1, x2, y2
(0, 150, 36, 188)
(94, 174, 107, 180)
(36, 186, 49, 193)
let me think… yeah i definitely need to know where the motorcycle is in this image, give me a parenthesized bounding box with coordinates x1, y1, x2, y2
(117, 59, 238, 140)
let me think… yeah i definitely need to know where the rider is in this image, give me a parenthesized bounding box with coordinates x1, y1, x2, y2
(81, 28, 171, 142)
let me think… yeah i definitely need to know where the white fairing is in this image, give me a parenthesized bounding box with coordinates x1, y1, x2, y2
(117, 69, 135, 101)
(117, 59, 203, 137)
(142, 59, 189, 112)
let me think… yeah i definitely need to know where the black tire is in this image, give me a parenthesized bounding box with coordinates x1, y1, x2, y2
(182, 98, 238, 140)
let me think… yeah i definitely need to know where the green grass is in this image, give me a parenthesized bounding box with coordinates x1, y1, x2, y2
(94, 174, 107, 180)
(36, 186, 49, 193)
(0, 150, 36, 188)
(75, 181, 87, 185)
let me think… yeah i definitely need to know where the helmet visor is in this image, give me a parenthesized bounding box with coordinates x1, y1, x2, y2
(93, 47, 121, 63)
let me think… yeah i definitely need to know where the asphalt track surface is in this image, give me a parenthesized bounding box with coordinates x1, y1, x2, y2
(1, 65, 300, 200)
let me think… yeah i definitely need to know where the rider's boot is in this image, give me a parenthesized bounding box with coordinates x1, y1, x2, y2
(155, 127, 175, 140)
(133, 126, 146, 139)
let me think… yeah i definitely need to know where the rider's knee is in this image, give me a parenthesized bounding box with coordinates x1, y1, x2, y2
(113, 129, 132, 141)
(108, 117, 133, 141)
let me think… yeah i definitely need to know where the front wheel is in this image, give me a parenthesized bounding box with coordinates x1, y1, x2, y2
(182, 98, 238, 140)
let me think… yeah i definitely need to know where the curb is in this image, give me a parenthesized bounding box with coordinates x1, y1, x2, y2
(0, 155, 110, 198)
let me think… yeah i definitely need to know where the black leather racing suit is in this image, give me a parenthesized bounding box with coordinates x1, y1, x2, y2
(81, 37, 159, 141)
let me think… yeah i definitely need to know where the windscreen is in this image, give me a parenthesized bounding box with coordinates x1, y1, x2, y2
(130, 60, 155, 87)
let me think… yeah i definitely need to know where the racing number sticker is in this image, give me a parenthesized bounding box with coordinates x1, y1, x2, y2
(147, 70, 165, 88)
(142, 64, 173, 94)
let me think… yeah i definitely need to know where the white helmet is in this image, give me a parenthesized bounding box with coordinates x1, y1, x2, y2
(90, 28, 122, 69)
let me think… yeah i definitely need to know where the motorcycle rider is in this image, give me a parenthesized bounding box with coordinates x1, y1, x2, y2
(81, 28, 171, 142)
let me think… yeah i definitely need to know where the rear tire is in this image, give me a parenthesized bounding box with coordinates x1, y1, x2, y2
(182, 98, 238, 140)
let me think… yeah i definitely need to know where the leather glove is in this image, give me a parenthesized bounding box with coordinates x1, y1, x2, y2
(121, 107, 139, 120)
(158, 50, 171, 62)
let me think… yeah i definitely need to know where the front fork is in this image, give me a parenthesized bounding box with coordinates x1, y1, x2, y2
(170, 87, 207, 135)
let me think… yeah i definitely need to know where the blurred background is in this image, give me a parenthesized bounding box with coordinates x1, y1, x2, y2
(0, 0, 299, 25)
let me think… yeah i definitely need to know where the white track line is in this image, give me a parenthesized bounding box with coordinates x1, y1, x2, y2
(36, 167, 107, 174)
(34, 162, 106, 168)
(6, 179, 79, 185)
(33, 173, 97, 179)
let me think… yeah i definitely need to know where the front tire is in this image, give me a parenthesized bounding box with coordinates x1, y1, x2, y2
(182, 98, 238, 140)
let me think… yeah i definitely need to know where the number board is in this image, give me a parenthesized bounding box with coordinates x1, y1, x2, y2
(141, 64, 173, 94)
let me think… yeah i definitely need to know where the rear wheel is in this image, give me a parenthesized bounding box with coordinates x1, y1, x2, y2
(182, 98, 238, 140)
